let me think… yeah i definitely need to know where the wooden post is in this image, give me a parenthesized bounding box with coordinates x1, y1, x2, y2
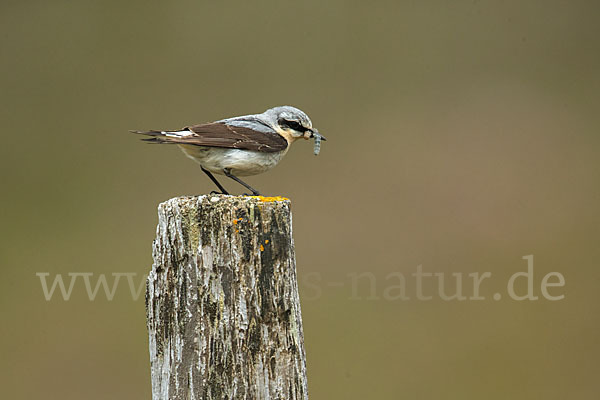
(145, 195, 309, 400)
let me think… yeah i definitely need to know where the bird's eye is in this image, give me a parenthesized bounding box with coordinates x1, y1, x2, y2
(279, 118, 306, 132)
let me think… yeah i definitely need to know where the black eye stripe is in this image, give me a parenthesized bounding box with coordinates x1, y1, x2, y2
(279, 118, 307, 132)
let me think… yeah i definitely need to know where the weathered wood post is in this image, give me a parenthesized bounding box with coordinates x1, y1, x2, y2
(145, 195, 308, 400)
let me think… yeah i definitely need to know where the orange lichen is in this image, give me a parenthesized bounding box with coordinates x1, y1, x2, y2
(260, 244, 265, 251)
(232, 218, 243, 225)
(265, 239, 269, 244)
(254, 196, 289, 202)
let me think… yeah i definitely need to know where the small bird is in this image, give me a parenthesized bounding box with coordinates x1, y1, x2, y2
(131, 106, 325, 196)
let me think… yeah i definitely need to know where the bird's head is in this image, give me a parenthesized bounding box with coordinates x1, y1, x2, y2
(263, 106, 326, 143)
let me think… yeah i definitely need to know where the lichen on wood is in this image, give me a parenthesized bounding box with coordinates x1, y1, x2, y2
(146, 195, 308, 400)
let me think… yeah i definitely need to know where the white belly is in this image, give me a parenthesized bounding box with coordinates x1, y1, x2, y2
(178, 145, 288, 176)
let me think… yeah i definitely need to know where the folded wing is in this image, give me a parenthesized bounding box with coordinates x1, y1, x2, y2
(131, 122, 288, 153)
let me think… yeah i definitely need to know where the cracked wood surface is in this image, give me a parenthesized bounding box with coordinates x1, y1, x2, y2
(146, 195, 308, 400)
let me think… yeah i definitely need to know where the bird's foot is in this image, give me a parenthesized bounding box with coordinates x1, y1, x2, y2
(242, 192, 262, 197)
(210, 190, 229, 195)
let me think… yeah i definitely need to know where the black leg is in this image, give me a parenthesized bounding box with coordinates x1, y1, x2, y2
(201, 167, 229, 195)
(223, 168, 261, 196)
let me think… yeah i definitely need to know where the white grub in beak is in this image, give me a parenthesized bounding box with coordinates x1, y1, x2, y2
(312, 130, 324, 156)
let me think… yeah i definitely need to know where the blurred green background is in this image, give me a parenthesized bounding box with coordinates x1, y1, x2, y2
(1, 0, 599, 398)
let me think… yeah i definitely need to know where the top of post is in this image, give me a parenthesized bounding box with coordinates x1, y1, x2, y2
(157, 194, 291, 211)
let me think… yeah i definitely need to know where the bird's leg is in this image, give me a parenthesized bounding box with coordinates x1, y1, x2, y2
(201, 167, 229, 195)
(223, 168, 261, 196)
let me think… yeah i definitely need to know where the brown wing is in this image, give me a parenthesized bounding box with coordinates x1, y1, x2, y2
(131, 122, 288, 153)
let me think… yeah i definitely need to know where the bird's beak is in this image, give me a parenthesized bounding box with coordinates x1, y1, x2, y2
(309, 129, 326, 140)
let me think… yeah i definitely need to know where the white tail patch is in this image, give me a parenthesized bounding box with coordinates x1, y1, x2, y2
(164, 130, 194, 138)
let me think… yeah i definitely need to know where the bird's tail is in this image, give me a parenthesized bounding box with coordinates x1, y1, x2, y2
(129, 129, 191, 144)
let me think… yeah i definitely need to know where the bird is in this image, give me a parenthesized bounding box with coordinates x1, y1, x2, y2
(131, 106, 325, 196)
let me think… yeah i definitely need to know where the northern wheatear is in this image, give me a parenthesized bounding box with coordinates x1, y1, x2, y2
(131, 106, 325, 195)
